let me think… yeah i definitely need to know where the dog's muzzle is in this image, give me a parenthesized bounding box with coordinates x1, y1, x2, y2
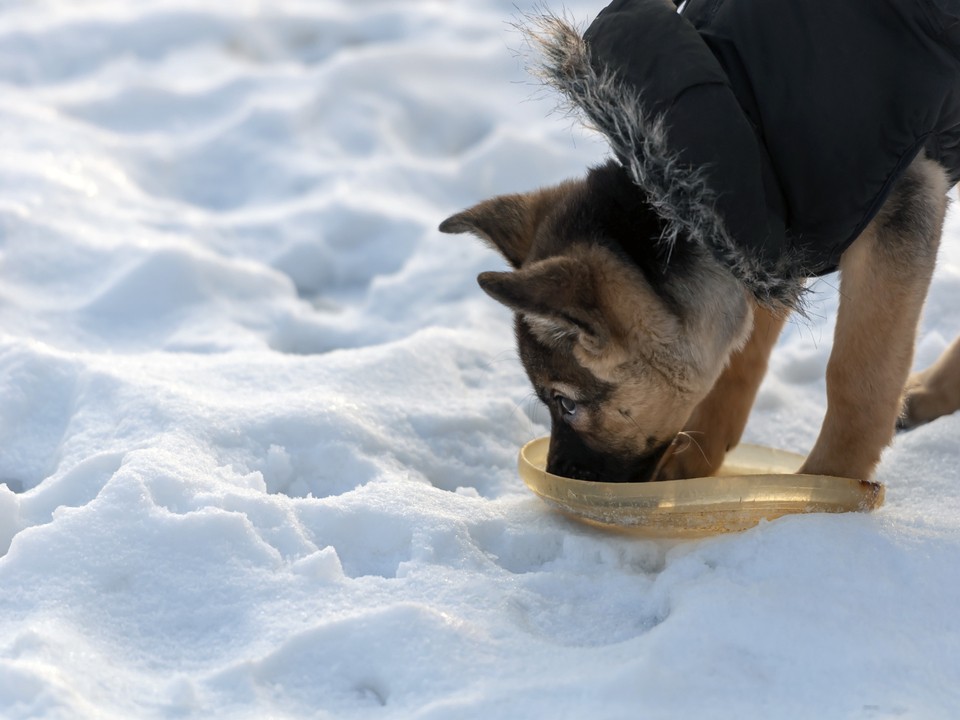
(546, 425, 673, 483)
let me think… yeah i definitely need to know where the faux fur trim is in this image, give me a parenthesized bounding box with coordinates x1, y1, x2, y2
(519, 12, 806, 311)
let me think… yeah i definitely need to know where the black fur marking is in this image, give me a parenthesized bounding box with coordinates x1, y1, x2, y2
(877, 165, 942, 254)
(547, 421, 672, 483)
(582, 161, 698, 299)
(515, 316, 613, 405)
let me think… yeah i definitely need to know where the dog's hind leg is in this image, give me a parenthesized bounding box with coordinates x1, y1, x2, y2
(657, 303, 788, 480)
(799, 156, 948, 480)
(899, 336, 960, 429)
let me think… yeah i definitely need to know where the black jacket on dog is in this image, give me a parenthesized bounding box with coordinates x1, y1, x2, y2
(579, 0, 960, 286)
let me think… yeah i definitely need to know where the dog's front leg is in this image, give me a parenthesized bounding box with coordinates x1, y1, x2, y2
(800, 158, 947, 480)
(658, 303, 788, 480)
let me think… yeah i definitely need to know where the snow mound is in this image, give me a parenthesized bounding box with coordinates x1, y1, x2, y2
(0, 1, 958, 718)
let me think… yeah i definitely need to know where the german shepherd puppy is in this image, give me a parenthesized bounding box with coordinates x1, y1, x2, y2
(440, 12, 960, 484)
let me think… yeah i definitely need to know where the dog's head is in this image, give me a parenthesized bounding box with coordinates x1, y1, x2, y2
(437, 11, 806, 481)
(441, 162, 753, 482)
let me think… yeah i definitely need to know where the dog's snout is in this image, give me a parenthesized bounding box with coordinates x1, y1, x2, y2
(547, 428, 672, 483)
(546, 456, 603, 483)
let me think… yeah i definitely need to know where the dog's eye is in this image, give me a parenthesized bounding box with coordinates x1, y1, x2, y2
(555, 395, 577, 416)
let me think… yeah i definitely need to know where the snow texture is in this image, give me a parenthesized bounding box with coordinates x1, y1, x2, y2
(0, 1, 958, 718)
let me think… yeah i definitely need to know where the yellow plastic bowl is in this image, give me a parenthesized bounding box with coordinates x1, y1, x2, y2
(519, 437, 884, 537)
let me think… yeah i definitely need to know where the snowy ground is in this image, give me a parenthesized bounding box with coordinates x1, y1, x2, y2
(1, 1, 959, 718)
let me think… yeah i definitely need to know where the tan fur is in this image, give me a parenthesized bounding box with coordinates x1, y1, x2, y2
(799, 157, 948, 478)
(567, 245, 686, 384)
(901, 337, 960, 428)
(899, 180, 960, 430)
(556, 378, 694, 457)
(517, 243, 743, 456)
(570, 247, 677, 361)
(551, 244, 755, 457)
(442, 154, 955, 483)
(658, 303, 788, 480)
(439, 183, 575, 268)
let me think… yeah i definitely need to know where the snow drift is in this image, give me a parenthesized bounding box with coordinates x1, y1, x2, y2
(0, 1, 958, 718)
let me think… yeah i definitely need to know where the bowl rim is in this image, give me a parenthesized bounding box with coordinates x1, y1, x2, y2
(518, 437, 885, 536)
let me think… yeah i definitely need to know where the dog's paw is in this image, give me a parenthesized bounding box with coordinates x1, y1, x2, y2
(897, 385, 943, 431)
(897, 340, 960, 431)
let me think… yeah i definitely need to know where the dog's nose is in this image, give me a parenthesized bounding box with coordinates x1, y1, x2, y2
(546, 442, 671, 483)
(546, 457, 603, 483)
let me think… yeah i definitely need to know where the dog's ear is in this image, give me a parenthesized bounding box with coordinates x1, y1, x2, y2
(477, 257, 609, 352)
(438, 184, 572, 268)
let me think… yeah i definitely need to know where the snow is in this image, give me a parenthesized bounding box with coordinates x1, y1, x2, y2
(0, 0, 959, 717)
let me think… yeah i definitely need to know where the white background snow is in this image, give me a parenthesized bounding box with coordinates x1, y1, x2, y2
(0, 1, 958, 718)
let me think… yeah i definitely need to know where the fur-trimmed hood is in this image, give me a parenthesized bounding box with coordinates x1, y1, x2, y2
(522, 1, 805, 309)
(523, 0, 960, 310)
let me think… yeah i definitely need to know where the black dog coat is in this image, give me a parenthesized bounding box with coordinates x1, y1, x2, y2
(577, 0, 960, 293)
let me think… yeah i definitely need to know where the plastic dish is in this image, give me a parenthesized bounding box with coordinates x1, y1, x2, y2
(518, 437, 885, 537)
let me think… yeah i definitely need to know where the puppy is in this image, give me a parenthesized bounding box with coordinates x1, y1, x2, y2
(441, 0, 960, 482)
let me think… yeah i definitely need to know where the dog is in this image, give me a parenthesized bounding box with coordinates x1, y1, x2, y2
(440, 0, 960, 483)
